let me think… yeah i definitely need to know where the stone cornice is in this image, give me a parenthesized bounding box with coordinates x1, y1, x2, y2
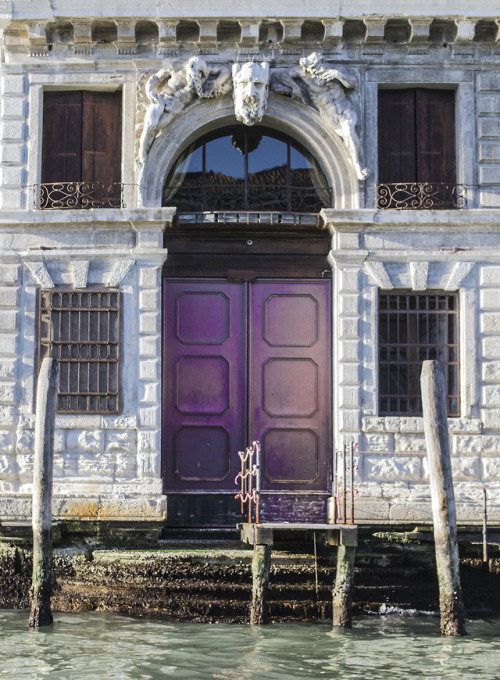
(322, 209, 500, 231)
(4, 1, 500, 20)
(0, 208, 176, 231)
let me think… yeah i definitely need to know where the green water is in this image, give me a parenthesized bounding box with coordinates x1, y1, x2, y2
(1, 610, 500, 679)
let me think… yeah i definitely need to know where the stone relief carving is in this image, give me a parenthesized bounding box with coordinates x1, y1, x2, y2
(271, 52, 367, 180)
(137, 52, 366, 181)
(232, 61, 270, 126)
(137, 56, 231, 167)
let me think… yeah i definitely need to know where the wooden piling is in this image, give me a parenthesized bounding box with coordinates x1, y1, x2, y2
(420, 359, 466, 636)
(250, 544, 272, 624)
(332, 544, 356, 628)
(29, 357, 58, 629)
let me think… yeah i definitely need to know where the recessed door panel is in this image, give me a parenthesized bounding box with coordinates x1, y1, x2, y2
(163, 280, 246, 490)
(250, 280, 331, 491)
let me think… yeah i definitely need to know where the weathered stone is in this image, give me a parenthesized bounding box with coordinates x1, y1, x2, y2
(16, 429, 33, 453)
(66, 430, 104, 452)
(139, 312, 161, 334)
(364, 455, 421, 482)
(105, 430, 136, 452)
(0, 430, 14, 453)
(394, 434, 427, 453)
(480, 313, 500, 334)
(362, 433, 394, 452)
(482, 458, 500, 481)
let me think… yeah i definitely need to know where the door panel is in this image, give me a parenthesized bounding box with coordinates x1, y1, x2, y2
(249, 280, 331, 493)
(163, 280, 246, 491)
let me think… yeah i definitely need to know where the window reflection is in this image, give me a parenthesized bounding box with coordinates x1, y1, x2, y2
(163, 126, 331, 212)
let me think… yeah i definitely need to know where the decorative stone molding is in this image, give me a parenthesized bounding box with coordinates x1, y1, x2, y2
(157, 20, 178, 47)
(410, 261, 429, 291)
(107, 260, 135, 287)
(281, 19, 302, 44)
(445, 262, 475, 290)
(24, 261, 54, 288)
(455, 20, 476, 42)
(363, 261, 393, 289)
(72, 20, 94, 54)
(71, 261, 90, 289)
(115, 20, 136, 54)
(363, 19, 386, 44)
(322, 19, 344, 48)
(409, 19, 432, 43)
(238, 22, 259, 47)
(198, 20, 218, 44)
(140, 94, 360, 209)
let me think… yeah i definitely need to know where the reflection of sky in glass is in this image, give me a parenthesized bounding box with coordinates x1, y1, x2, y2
(206, 136, 244, 179)
(171, 145, 202, 185)
(291, 146, 314, 170)
(248, 137, 287, 175)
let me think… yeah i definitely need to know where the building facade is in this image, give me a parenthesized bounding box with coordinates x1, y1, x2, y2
(0, 0, 500, 529)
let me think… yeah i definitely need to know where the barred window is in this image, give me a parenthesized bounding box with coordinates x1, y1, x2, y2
(39, 290, 120, 414)
(379, 292, 459, 416)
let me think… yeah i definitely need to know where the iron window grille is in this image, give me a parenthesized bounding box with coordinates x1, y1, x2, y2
(39, 289, 120, 414)
(379, 292, 459, 417)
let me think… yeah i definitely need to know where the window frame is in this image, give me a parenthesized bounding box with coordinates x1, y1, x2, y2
(378, 290, 459, 417)
(38, 288, 121, 415)
(27, 77, 135, 210)
(363, 75, 475, 209)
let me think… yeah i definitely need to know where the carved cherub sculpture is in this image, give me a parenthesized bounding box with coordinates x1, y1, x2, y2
(137, 56, 231, 167)
(272, 52, 367, 180)
(232, 61, 270, 126)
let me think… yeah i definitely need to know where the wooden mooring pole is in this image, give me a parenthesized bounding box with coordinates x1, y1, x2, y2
(29, 357, 58, 629)
(332, 544, 356, 628)
(250, 544, 272, 624)
(420, 360, 466, 636)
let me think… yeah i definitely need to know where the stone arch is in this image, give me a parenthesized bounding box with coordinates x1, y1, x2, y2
(138, 94, 361, 209)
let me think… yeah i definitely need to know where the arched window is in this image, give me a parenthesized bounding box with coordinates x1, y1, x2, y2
(162, 126, 332, 213)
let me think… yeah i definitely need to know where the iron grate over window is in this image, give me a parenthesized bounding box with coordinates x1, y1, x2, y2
(39, 290, 120, 414)
(379, 292, 459, 417)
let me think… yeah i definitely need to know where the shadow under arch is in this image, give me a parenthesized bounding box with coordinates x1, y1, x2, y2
(139, 94, 361, 210)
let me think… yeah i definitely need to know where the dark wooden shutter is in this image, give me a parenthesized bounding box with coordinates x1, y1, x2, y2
(42, 91, 121, 185)
(378, 89, 417, 184)
(378, 88, 456, 185)
(415, 89, 455, 184)
(41, 91, 83, 183)
(82, 91, 122, 185)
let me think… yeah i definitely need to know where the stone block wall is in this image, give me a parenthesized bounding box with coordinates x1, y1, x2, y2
(0, 73, 27, 211)
(477, 73, 500, 208)
(0, 216, 169, 523)
(328, 217, 500, 525)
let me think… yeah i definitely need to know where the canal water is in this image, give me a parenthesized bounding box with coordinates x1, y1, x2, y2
(1, 610, 500, 680)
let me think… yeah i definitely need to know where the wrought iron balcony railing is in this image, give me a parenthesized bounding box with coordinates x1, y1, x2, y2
(375, 183, 467, 210)
(34, 182, 124, 209)
(163, 183, 332, 214)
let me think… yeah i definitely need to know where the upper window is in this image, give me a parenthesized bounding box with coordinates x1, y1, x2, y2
(39, 91, 122, 209)
(162, 126, 331, 214)
(377, 89, 463, 209)
(379, 292, 459, 417)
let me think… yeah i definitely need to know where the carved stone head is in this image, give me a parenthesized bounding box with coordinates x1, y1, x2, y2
(232, 61, 270, 126)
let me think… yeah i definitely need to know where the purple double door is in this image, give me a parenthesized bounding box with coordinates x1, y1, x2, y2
(163, 278, 332, 524)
